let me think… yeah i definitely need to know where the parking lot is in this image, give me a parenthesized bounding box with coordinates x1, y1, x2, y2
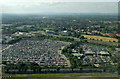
(72, 44, 113, 66)
(2, 40, 70, 67)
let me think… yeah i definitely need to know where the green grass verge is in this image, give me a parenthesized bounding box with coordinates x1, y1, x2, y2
(87, 73, 118, 77)
(14, 74, 28, 77)
(2, 73, 28, 77)
(2, 73, 118, 78)
(31, 73, 82, 77)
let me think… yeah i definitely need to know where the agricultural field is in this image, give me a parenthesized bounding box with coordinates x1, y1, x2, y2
(82, 35, 118, 42)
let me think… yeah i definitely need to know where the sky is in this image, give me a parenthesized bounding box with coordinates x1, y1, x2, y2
(0, 0, 119, 14)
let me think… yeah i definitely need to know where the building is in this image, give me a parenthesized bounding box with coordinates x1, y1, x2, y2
(98, 51, 109, 56)
(84, 50, 95, 55)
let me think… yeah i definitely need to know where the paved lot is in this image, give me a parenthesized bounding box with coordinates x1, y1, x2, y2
(2, 40, 70, 66)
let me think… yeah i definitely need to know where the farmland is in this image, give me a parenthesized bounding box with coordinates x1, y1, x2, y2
(82, 35, 118, 42)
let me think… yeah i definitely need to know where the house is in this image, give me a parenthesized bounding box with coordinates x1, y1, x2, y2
(105, 33, 114, 36)
(46, 30, 54, 33)
(72, 53, 83, 59)
(116, 33, 120, 37)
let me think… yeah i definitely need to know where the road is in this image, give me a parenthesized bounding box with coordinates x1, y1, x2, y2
(58, 46, 71, 67)
(2, 76, 119, 79)
(0, 44, 13, 53)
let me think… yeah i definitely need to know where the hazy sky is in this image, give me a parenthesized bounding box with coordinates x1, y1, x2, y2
(1, 0, 119, 14)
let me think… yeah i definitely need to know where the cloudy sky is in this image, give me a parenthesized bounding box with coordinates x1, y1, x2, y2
(1, 0, 119, 14)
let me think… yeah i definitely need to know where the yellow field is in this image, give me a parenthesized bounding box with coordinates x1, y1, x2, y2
(82, 35, 118, 42)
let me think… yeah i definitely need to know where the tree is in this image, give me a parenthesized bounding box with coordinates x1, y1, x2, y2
(80, 36, 85, 39)
(118, 60, 120, 75)
(57, 67, 60, 72)
(30, 62, 39, 72)
(2, 61, 7, 65)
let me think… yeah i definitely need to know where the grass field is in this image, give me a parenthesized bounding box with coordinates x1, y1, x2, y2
(2, 73, 119, 79)
(82, 35, 118, 42)
(0, 65, 1, 76)
(87, 73, 118, 77)
(2, 73, 117, 78)
(40, 27, 54, 30)
(31, 73, 82, 77)
(14, 74, 28, 77)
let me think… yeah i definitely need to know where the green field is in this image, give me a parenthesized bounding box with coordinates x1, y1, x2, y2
(87, 73, 118, 77)
(40, 27, 54, 30)
(31, 73, 82, 77)
(3, 73, 118, 78)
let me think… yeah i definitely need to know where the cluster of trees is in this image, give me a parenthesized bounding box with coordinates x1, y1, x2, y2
(72, 32, 81, 38)
(27, 34, 75, 42)
(118, 62, 120, 75)
(62, 41, 83, 68)
(3, 33, 75, 44)
(118, 37, 120, 75)
(3, 62, 60, 73)
(2, 37, 22, 44)
(3, 61, 81, 73)
(3, 14, 118, 35)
